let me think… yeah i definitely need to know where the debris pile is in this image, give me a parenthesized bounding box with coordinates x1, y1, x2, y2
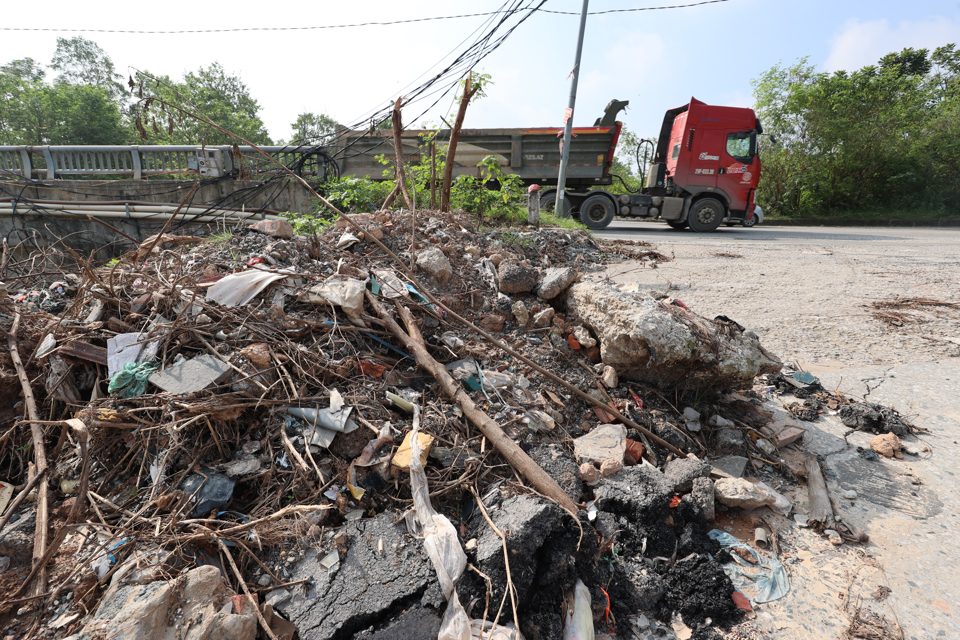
(0, 208, 906, 639)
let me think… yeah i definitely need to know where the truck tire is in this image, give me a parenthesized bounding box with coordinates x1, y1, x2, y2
(539, 192, 572, 218)
(667, 221, 688, 230)
(687, 198, 725, 232)
(579, 194, 616, 229)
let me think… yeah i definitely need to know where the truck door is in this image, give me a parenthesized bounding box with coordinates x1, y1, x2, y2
(689, 128, 724, 189)
(717, 129, 757, 210)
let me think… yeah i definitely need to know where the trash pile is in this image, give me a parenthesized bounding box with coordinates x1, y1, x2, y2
(0, 208, 887, 639)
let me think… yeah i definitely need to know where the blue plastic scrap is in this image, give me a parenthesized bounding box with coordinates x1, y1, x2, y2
(708, 529, 790, 603)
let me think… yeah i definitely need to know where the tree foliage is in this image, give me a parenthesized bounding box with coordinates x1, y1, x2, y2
(0, 56, 126, 145)
(753, 45, 960, 216)
(0, 39, 276, 148)
(51, 37, 126, 100)
(135, 63, 273, 146)
(287, 112, 339, 145)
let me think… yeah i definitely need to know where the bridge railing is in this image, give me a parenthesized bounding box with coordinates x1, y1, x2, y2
(0, 145, 334, 181)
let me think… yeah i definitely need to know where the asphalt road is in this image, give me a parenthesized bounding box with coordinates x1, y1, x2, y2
(593, 219, 960, 246)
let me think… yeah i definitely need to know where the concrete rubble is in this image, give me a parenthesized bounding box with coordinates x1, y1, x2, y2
(0, 207, 922, 640)
(566, 281, 783, 389)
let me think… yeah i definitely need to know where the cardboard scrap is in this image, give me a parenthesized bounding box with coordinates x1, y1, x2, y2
(392, 431, 434, 470)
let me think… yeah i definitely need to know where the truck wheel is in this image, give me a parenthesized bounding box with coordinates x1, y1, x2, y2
(667, 221, 688, 230)
(540, 192, 572, 218)
(579, 194, 616, 229)
(687, 198, 725, 232)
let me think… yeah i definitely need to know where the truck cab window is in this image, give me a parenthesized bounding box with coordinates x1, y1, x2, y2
(726, 131, 755, 163)
(671, 143, 680, 159)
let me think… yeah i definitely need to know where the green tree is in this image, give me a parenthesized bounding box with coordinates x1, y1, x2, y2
(42, 84, 128, 144)
(0, 59, 46, 144)
(287, 112, 339, 145)
(1, 56, 127, 145)
(752, 46, 959, 216)
(134, 63, 272, 146)
(51, 37, 126, 100)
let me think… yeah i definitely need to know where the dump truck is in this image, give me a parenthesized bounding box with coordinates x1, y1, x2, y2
(328, 97, 763, 231)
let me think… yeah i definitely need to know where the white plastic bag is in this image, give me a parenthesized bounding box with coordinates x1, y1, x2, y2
(470, 619, 525, 639)
(562, 579, 594, 640)
(409, 408, 467, 599)
(439, 591, 471, 640)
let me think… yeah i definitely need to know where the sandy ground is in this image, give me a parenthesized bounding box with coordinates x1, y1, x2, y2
(597, 226, 960, 640)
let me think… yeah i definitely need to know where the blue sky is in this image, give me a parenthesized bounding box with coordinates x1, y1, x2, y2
(2, 0, 959, 143)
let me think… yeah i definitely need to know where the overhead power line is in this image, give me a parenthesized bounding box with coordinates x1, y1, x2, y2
(0, 0, 730, 34)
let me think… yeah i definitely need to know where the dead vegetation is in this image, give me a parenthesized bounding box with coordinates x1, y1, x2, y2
(867, 296, 960, 327)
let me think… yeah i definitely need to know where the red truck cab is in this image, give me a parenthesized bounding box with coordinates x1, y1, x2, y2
(649, 98, 762, 230)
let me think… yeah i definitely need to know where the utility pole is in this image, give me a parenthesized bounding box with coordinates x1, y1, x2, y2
(555, 0, 590, 218)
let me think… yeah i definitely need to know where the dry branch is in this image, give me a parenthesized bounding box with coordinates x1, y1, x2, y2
(390, 97, 413, 211)
(4, 313, 49, 596)
(367, 292, 579, 515)
(441, 72, 479, 213)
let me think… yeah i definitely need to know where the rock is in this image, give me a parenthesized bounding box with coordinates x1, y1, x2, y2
(683, 407, 701, 433)
(756, 439, 777, 456)
(181, 471, 236, 517)
(460, 495, 585, 628)
(621, 558, 667, 610)
(573, 424, 627, 465)
(691, 477, 715, 521)
(497, 262, 539, 294)
(572, 326, 596, 348)
(69, 566, 256, 640)
(870, 432, 902, 458)
(708, 415, 735, 429)
(711, 455, 748, 479)
(601, 365, 619, 389)
(536, 267, 578, 300)
(479, 313, 506, 332)
(528, 445, 583, 502)
(531, 307, 555, 328)
(512, 301, 529, 326)
(240, 343, 271, 368)
(715, 429, 747, 456)
(775, 426, 806, 447)
(465, 245, 483, 258)
(664, 457, 711, 494)
(600, 459, 623, 477)
(251, 218, 294, 239)
(0, 511, 35, 570)
(335, 213, 374, 229)
(794, 514, 810, 527)
(593, 465, 675, 557)
(841, 489, 858, 500)
(578, 463, 600, 483)
(714, 478, 776, 510)
(278, 512, 444, 639)
(825, 529, 843, 545)
(488, 253, 503, 267)
(566, 283, 781, 389)
(416, 247, 453, 283)
(149, 354, 231, 394)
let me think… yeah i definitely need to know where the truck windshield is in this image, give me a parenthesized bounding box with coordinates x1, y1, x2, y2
(726, 132, 755, 163)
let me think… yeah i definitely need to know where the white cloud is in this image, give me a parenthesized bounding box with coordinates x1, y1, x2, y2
(825, 17, 960, 73)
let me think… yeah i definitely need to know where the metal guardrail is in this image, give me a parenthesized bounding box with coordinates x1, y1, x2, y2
(0, 145, 333, 181)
